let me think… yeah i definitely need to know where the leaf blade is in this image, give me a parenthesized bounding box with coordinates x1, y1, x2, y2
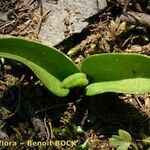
(0, 37, 80, 96)
(118, 130, 132, 142)
(109, 137, 125, 147)
(0, 52, 69, 96)
(81, 53, 150, 96)
(86, 78, 150, 96)
(117, 143, 131, 150)
(61, 73, 89, 88)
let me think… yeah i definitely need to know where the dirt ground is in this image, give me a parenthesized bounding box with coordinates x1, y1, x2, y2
(0, 0, 150, 150)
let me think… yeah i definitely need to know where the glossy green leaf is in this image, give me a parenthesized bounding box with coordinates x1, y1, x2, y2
(0, 36, 80, 97)
(81, 53, 150, 96)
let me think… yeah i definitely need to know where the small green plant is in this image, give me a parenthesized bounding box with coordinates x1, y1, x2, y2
(109, 130, 150, 150)
(109, 129, 135, 150)
(0, 36, 150, 97)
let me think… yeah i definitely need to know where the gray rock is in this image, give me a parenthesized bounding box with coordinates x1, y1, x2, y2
(0, 131, 9, 140)
(98, 0, 107, 10)
(39, 0, 107, 46)
(0, 12, 8, 22)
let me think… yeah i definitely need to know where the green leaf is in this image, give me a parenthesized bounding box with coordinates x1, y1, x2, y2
(61, 73, 89, 88)
(0, 36, 80, 97)
(85, 78, 150, 96)
(118, 130, 132, 142)
(117, 143, 131, 150)
(109, 137, 125, 147)
(142, 137, 150, 145)
(75, 126, 84, 134)
(81, 53, 150, 96)
(109, 130, 132, 150)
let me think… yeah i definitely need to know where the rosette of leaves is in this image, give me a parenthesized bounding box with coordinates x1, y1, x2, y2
(0, 36, 150, 97)
(109, 129, 133, 150)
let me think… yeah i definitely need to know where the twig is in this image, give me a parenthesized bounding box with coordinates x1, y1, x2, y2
(123, 0, 130, 13)
(136, 98, 144, 108)
(131, 142, 139, 150)
(48, 119, 54, 139)
(8, 86, 21, 118)
(44, 116, 50, 140)
(122, 34, 133, 47)
(37, 10, 51, 38)
(35, 103, 68, 114)
(11, 126, 22, 141)
(81, 109, 88, 126)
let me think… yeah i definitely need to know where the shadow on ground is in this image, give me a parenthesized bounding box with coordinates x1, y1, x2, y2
(73, 93, 150, 139)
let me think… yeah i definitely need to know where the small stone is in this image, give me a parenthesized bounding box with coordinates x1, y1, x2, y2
(0, 12, 8, 21)
(0, 131, 9, 140)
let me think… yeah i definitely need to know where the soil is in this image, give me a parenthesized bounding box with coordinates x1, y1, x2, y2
(0, 0, 150, 150)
